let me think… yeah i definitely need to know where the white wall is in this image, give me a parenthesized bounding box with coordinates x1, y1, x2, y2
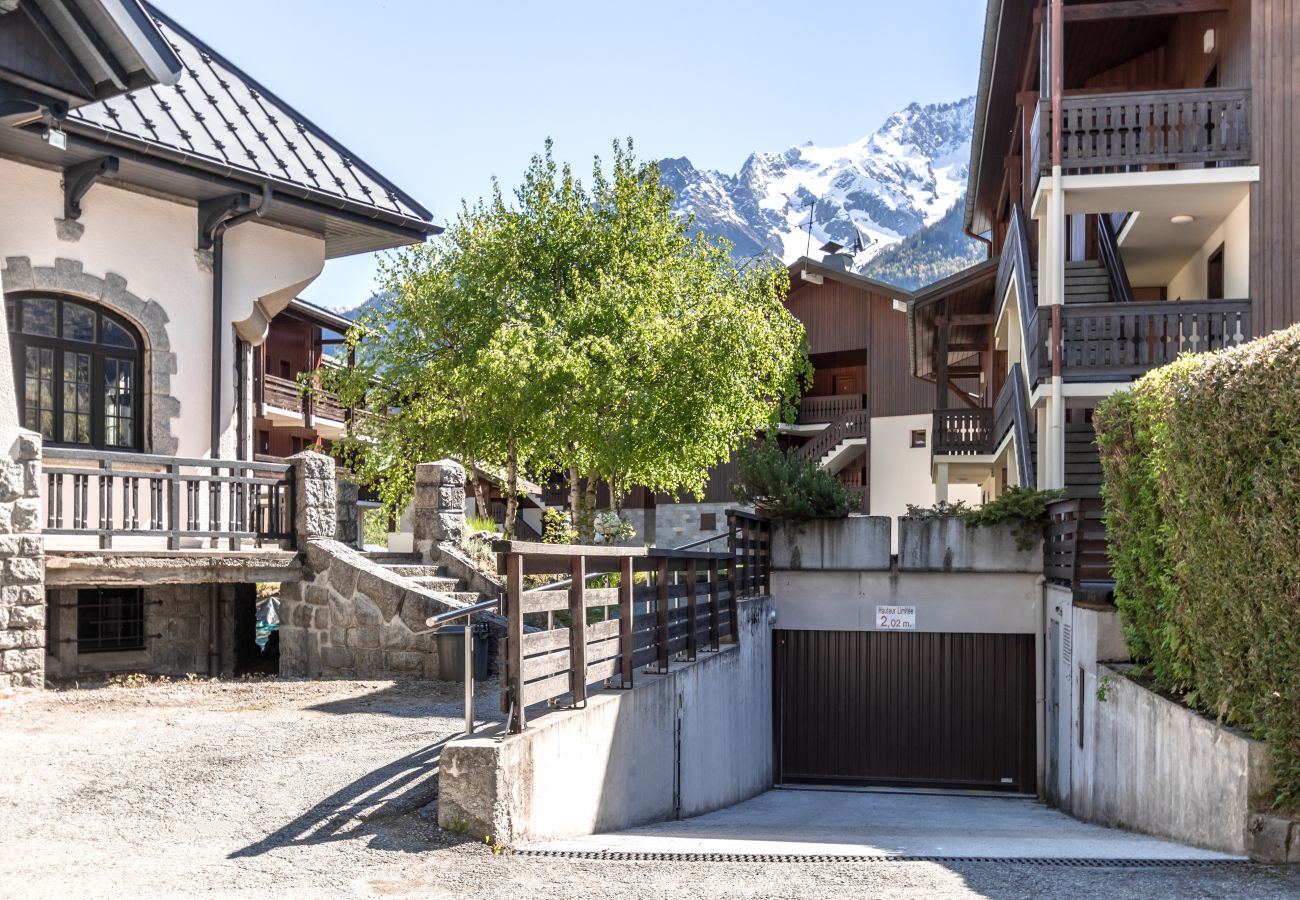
(1166, 195, 1250, 301)
(0, 158, 324, 459)
(870, 414, 981, 551)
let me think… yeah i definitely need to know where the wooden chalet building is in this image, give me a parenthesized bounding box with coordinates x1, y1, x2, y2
(904, 0, 1300, 807)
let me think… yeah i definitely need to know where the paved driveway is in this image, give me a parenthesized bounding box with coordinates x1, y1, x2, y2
(523, 787, 1238, 860)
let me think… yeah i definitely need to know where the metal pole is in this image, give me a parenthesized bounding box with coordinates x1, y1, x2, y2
(464, 621, 474, 735)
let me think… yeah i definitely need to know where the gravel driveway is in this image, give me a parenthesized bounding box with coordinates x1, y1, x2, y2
(2, 678, 1297, 899)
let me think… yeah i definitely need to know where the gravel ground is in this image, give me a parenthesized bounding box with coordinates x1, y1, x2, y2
(2, 678, 1297, 900)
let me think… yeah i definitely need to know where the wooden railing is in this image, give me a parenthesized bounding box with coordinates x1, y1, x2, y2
(259, 372, 349, 426)
(497, 511, 770, 732)
(42, 449, 294, 550)
(1096, 213, 1134, 304)
(1045, 497, 1111, 592)
(1009, 364, 1035, 488)
(996, 204, 1042, 384)
(798, 414, 870, 465)
(797, 393, 864, 425)
(1047, 299, 1251, 380)
(1038, 88, 1252, 173)
(932, 408, 994, 456)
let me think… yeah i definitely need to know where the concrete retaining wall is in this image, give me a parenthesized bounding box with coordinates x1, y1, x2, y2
(897, 517, 1041, 572)
(1071, 663, 1274, 855)
(437, 596, 775, 845)
(771, 516, 890, 571)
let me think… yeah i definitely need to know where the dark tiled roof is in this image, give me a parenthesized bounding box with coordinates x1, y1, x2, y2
(64, 3, 433, 228)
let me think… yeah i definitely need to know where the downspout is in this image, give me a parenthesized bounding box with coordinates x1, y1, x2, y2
(206, 188, 273, 677)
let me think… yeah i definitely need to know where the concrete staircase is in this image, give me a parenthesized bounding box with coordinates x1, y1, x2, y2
(1031, 259, 1114, 304)
(364, 551, 487, 606)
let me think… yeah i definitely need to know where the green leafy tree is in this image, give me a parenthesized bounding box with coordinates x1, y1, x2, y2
(322, 140, 809, 538)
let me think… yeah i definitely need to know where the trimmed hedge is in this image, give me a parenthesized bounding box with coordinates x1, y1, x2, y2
(1095, 325, 1300, 805)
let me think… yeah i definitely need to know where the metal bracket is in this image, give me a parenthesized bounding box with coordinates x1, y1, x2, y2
(197, 192, 252, 250)
(62, 156, 118, 220)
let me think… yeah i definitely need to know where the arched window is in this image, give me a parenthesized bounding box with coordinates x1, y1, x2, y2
(4, 294, 143, 451)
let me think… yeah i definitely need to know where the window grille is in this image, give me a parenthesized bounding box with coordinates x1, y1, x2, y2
(77, 587, 145, 653)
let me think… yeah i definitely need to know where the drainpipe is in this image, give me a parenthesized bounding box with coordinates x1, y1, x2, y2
(205, 188, 273, 677)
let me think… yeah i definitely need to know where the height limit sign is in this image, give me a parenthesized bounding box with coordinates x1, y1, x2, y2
(875, 605, 916, 630)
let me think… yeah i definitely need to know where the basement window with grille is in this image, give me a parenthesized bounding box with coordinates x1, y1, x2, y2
(77, 587, 145, 653)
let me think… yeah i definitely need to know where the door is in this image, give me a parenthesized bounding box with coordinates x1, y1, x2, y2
(832, 374, 858, 395)
(774, 630, 1037, 792)
(1047, 619, 1060, 802)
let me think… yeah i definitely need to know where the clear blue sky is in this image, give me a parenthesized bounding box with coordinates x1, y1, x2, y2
(153, 1, 986, 310)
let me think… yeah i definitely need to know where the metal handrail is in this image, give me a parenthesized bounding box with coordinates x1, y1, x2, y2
(419, 596, 501, 736)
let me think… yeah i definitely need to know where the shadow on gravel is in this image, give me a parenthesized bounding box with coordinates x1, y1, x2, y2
(305, 682, 504, 722)
(230, 735, 460, 859)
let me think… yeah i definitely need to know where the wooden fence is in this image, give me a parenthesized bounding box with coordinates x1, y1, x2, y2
(497, 510, 771, 732)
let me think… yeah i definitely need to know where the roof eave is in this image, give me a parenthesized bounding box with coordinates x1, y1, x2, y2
(965, 0, 1005, 237)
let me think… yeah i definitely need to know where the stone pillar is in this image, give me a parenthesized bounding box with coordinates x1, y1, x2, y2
(287, 450, 338, 544)
(335, 473, 361, 549)
(1, 430, 45, 688)
(413, 460, 465, 554)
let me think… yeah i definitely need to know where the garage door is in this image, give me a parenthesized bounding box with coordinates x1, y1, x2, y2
(774, 630, 1036, 792)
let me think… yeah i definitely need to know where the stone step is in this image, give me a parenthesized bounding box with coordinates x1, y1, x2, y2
(382, 564, 450, 578)
(409, 575, 464, 591)
(365, 552, 423, 565)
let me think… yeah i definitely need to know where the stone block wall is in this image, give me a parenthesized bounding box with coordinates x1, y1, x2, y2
(44, 584, 237, 680)
(651, 501, 739, 551)
(1, 430, 44, 688)
(413, 459, 465, 555)
(336, 474, 361, 549)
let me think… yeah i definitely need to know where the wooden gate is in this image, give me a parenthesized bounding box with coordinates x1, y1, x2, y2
(774, 630, 1037, 792)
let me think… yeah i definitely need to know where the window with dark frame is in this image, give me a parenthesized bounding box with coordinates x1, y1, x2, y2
(700, 512, 717, 532)
(4, 294, 143, 451)
(910, 429, 927, 449)
(77, 587, 145, 653)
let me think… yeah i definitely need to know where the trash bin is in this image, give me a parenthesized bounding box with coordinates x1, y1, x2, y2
(435, 624, 489, 682)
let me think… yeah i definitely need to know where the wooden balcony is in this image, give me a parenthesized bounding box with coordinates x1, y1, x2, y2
(1044, 298, 1252, 381)
(797, 393, 865, 425)
(932, 408, 995, 456)
(257, 372, 350, 426)
(1034, 88, 1252, 178)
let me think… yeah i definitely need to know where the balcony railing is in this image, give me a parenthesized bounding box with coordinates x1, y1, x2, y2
(1045, 497, 1111, 593)
(797, 393, 865, 424)
(1036, 88, 1252, 175)
(259, 372, 350, 426)
(42, 448, 294, 550)
(1045, 299, 1252, 380)
(932, 408, 994, 456)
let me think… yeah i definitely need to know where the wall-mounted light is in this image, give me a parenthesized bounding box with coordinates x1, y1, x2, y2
(1171, 214, 1195, 225)
(1204, 28, 1217, 54)
(44, 126, 66, 150)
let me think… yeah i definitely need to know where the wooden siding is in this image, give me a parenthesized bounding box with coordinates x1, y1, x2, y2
(785, 279, 873, 354)
(869, 292, 939, 417)
(1251, 0, 1300, 334)
(1082, 4, 1250, 91)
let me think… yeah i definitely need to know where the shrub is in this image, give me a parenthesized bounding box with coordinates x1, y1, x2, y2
(961, 486, 1064, 550)
(1095, 324, 1300, 806)
(903, 500, 973, 520)
(542, 507, 576, 544)
(731, 441, 861, 520)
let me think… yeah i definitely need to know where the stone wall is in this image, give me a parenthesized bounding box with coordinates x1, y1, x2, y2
(651, 501, 738, 551)
(335, 474, 361, 549)
(1, 430, 44, 688)
(44, 584, 237, 680)
(280, 452, 494, 679)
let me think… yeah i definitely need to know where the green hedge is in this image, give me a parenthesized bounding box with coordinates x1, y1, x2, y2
(1095, 325, 1300, 806)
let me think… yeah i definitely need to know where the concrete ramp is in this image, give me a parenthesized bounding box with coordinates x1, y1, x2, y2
(521, 788, 1240, 861)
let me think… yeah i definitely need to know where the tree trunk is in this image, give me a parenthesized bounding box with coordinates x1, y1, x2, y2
(504, 445, 519, 540)
(466, 456, 490, 527)
(579, 474, 599, 544)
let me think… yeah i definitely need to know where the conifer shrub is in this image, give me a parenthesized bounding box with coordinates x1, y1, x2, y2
(731, 441, 861, 520)
(1095, 324, 1300, 806)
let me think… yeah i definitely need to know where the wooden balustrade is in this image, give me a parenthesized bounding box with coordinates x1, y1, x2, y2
(41, 448, 294, 550)
(497, 510, 770, 732)
(1045, 497, 1110, 592)
(1047, 299, 1251, 380)
(1037, 88, 1251, 173)
(797, 414, 870, 464)
(797, 393, 864, 424)
(932, 408, 995, 456)
(260, 372, 352, 426)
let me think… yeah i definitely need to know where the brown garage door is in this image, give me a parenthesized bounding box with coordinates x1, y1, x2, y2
(774, 630, 1037, 792)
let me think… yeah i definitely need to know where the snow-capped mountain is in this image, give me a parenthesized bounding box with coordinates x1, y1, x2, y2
(659, 96, 978, 279)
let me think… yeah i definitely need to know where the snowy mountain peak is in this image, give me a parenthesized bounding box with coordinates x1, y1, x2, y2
(660, 96, 979, 281)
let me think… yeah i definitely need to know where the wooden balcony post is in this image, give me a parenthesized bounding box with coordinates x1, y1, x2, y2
(619, 555, 634, 687)
(506, 552, 525, 732)
(685, 559, 698, 662)
(569, 554, 588, 705)
(707, 559, 720, 651)
(656, 556, 669, 672)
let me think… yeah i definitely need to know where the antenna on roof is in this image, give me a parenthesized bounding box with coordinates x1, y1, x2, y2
(799, 200, 824, 283)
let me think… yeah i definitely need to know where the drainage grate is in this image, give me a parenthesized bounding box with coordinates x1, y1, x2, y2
(515, 850, 1249, 868)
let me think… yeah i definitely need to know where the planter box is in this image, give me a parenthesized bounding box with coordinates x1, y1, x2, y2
(771, 516, 890, 571)
(897, 516, 1040, 572)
